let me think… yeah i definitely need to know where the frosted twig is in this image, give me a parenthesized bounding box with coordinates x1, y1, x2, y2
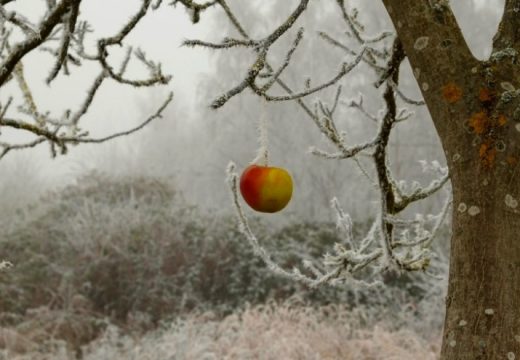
(260, 27, 304, 92)
(388, 79, 426, 106)
(183, 38, 257, 49)
(0, 0, 73, 86)
(64, 92, 173, 144)
(253, 48, 366, 102)
(394, 171, 450, 212)
(392, 195, 452, 248)
(0, 6, 37, 36)
(331, 197, 356, 251)
(95, 0, 171, 87)
(309, 137, 377, 160)
(343, 94, 378, 123)
(46, 1, 79, 83)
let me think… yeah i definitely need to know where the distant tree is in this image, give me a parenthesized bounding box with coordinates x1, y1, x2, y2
(182, 1, 520, 359)
(0, 0, 172, 160)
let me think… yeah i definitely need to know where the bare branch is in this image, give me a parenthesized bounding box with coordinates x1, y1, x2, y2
(0, 6, 38, 36)
(183, 38, 257, 49)
(260, 27, 304, 92)
(96, 0, 171, 87)
(0, 0, 74, 86)
(46, 0, 79, 83)
(254, 48, 366, 102)
(72, 92, 173, 144)
(0, 92, 173, 159)
(392, 196, 452, 249)
(394, 171, 450, 212)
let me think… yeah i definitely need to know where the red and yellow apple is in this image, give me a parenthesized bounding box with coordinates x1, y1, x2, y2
(239, 165, 293, 213)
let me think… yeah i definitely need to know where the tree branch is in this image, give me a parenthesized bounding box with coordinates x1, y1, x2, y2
(0, 0, 74, 86)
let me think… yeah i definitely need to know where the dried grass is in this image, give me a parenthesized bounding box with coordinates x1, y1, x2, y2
(77, 303, 439, 360)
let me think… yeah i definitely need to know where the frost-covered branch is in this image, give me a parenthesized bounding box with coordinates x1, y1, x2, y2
(251, 48, 366, 102)
(343, 94, 378, 122)
(0, 0, 75, 86)
(0, 92, 173, 159)
(391, 195, 452, 249)
(0, 0, 173, 161)
(45, 0, 79, 84)
(394, 171, 450, 212)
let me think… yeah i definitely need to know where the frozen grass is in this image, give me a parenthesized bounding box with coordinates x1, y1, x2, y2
(5, 302, 439, 360)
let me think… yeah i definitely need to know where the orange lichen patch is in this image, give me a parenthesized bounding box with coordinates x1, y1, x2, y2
(478, 88, 495, 103)
(469, 111, 490, 135)
(479, 141, 497, 168)
(498, 115, 508, 126)
(507, 156, 518, 166)
(442, 83, 463, 103)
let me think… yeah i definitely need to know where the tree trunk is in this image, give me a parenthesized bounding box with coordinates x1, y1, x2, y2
(379, 2, 520, 358)
(441, 161, 520, 359)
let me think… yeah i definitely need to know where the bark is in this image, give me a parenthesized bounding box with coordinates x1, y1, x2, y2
(493, 0, 520, 51)
(380, 1, 520, 359)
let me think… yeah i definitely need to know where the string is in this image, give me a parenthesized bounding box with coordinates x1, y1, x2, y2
(252, 99, 269, 166)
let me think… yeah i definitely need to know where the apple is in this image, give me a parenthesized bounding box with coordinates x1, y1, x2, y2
(239, 164, 293, 213)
